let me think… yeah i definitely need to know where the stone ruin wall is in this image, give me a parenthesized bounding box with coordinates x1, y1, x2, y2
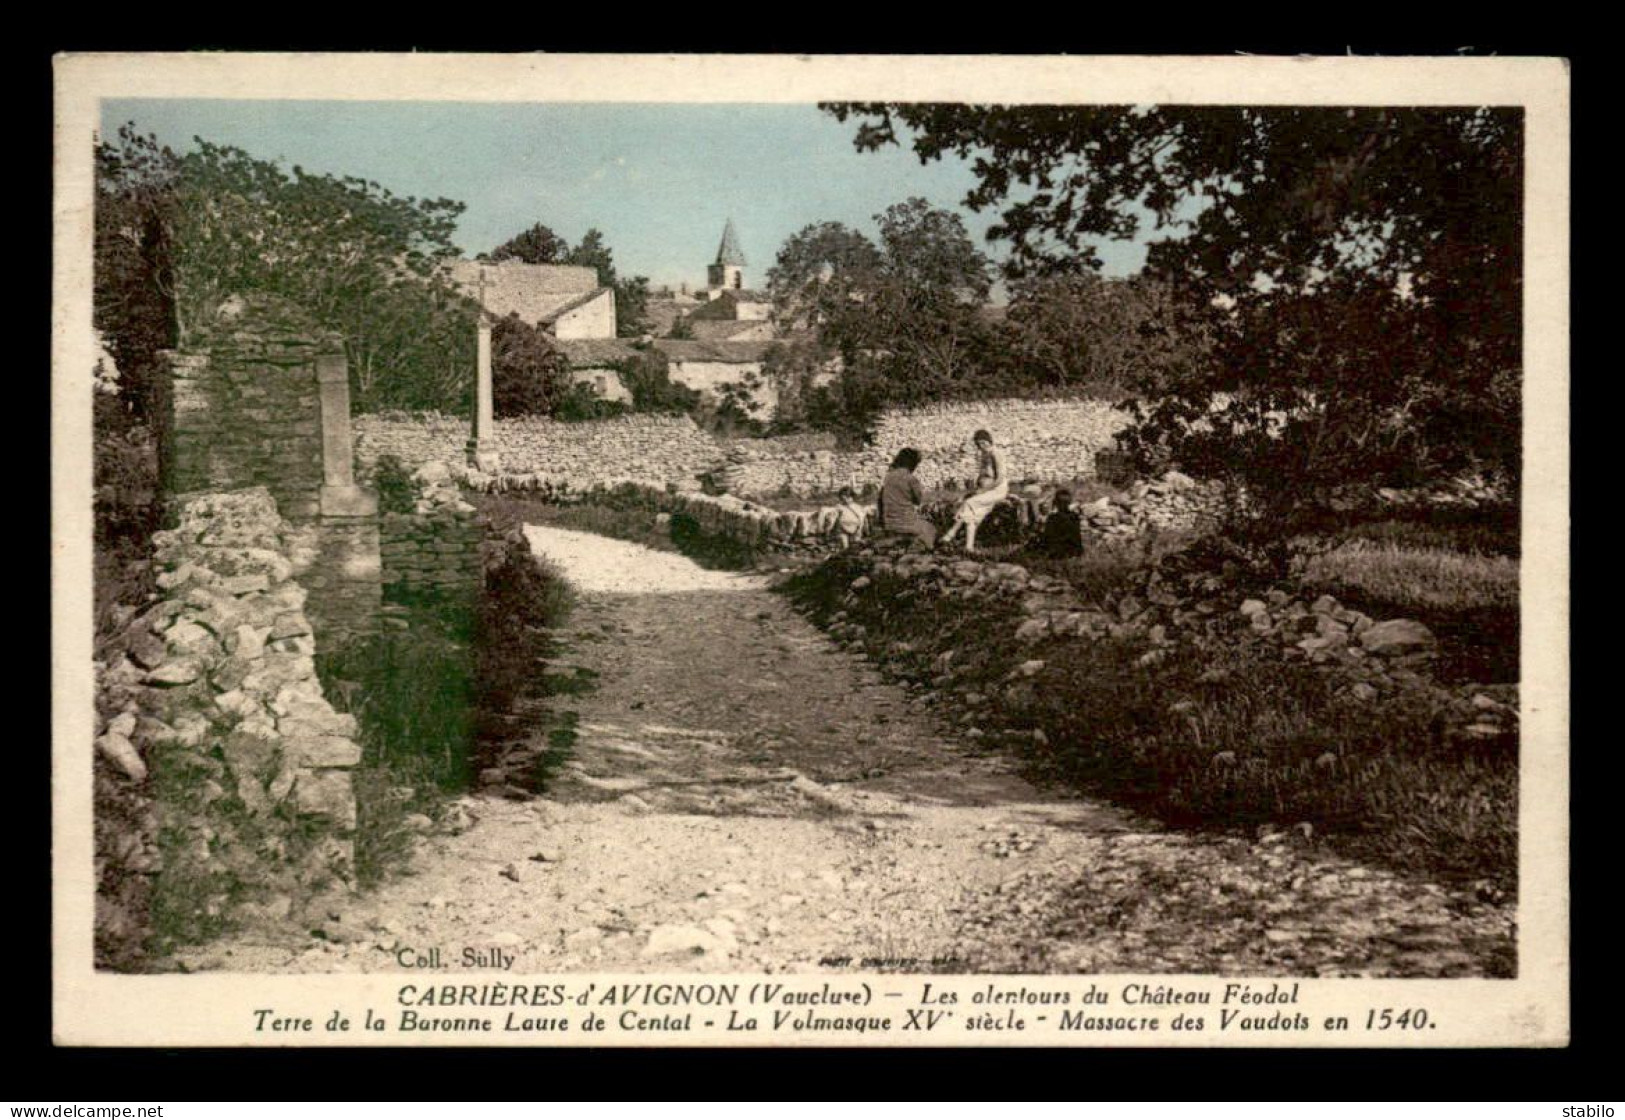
(96, 490, 363, 937)
(99, 296, 384, 953)
(167, 298, 381, 648)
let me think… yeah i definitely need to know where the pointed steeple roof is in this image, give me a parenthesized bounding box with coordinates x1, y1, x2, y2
(714, 219, 746, 267)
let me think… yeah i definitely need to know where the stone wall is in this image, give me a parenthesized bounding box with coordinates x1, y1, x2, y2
(728, 398, 1132, 497)
(820, 538, 1517, 746)
(301, 516, 382, 643)
(95, 489, 362, 940)
(354, 397, 1134, 500)
(379, 464, 484, 609)
(355, 411, 726, 490)
(163, 295, 381, 650)
(167, 306, 331, 520)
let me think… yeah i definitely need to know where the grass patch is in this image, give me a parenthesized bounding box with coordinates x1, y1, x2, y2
(315, 529, 579, 888)
(785, 553, 1517, 894)
(1300, 541, 1518, 615)
(1296, 536, 1519, 684)
(316, 618, 474, 887)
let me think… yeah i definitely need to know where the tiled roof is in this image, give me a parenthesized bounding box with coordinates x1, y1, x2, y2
(687, 319, 769, 341)
(689, 290, 771, 320)
(654, 339, 775, 363)
(538, 287, 612, 324)
(556, 339, 646, 367)
(715, 219, 746, 267)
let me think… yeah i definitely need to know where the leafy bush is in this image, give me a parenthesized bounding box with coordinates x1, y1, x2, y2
(372, 453, 418, 515)
(491, 314, 572, 418)
(97, 126, 479, 416)
(614, 350, 701, 415)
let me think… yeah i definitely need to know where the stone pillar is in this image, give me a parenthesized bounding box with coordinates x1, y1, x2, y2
(308, 351, 380, 646)
(316, 353, 377, 519)
(468, 316, 502, 472)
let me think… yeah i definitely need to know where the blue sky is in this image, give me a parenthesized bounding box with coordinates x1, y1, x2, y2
(101, 100, 1155, 291)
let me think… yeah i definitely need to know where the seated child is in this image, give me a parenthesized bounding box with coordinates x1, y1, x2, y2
(834, 486, 867, 548)
(1030, 489, 1084, 559)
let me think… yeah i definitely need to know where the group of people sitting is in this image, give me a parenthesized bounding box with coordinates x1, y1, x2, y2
(832, 429, 1083, 559)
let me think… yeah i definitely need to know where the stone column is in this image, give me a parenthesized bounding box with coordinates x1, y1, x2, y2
(310, 351, 380, 647)
(316, 353, 377, 518)
(468, 316, 502, 472)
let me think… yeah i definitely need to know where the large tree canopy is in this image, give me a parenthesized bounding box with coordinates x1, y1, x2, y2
(96, 127, 481, 414)
(765, 199, 995, 434)
(824, 104, 1523, 501)
(998, 273, 1214, 396)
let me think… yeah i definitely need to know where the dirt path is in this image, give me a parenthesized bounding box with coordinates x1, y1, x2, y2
(177, 528, 1514, 977)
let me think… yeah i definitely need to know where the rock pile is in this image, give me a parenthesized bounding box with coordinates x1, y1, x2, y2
(1327, 473, 1513, 513)
(95, 489, 361, 935)
(826, 537, 1517, 745)
(1073, 471, 1226, 537)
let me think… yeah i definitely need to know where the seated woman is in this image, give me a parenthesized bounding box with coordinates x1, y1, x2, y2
(876, 448, 936, 549)
(939, 429, 1010, 554)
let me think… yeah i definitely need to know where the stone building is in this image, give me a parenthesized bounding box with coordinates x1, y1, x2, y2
(653, 339, 777, 419)
(555, 339, 641, 404)
(448, 260, 617, 340)
(704, 218, 748, 296)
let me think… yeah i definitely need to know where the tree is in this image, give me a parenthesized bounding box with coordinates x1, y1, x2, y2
(94, 125, 181, 427)
(490, 314, 572, 417)
(151, 133, 478, 412)
(613, 350, 699, 415)
(765, 221, 884, 330)
(998, 273, 1213, 396)
(486, 222, 569, 264)
(824, 104, 1523, 506)
(766, 199, 994, 433)
(875, 196, 991, 304)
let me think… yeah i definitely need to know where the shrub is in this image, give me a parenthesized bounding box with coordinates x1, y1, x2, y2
(372, 453, 417, 515)
(613, 350, 700, 415)
(492, 314, 572, 418)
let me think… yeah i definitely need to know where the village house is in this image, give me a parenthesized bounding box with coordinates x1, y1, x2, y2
(448, 259, 618, 339)
(455, 222, 789, 419)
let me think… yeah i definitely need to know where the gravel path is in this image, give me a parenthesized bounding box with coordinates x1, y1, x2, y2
(175, 529, 1515, 977)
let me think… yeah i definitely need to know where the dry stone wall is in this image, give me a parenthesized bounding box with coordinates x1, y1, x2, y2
(355, 412, 725, 491)
(95, 489, 362, 941)
(729, 399, 1132, 497)
(354, 398, 1139, 500)
(826, 539, 1517, 745)
(379, 463, 484, 609)
(168, 335, 328, 520)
